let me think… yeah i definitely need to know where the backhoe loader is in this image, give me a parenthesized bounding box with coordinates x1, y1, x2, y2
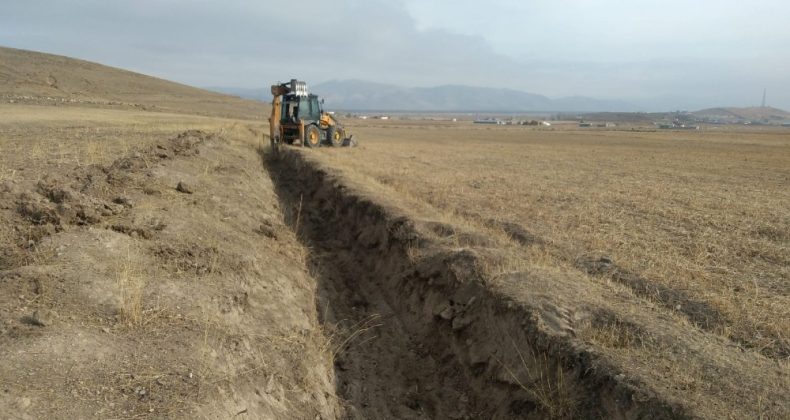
(269, 79, 355, 149)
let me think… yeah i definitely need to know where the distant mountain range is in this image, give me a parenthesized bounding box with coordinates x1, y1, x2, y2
(692, 106, 790, 121)
(207, 80, 633, 112)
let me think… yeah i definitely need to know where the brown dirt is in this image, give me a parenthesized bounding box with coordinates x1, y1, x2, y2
(1, 121, 339, 418)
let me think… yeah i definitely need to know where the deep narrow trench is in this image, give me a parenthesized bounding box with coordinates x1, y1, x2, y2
(263, 149, 479, 419)
(260, 148, 687, 420)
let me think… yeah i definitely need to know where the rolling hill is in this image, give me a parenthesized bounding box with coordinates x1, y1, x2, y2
(0, 46, 265, 119)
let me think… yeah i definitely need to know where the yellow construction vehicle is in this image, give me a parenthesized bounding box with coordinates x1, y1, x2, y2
(269, 79, 355, 149)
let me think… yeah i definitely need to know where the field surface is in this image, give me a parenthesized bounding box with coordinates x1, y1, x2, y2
(318, 121, 790, 359)
(1, 46, 789, 419)
(299, 120, 789, 417)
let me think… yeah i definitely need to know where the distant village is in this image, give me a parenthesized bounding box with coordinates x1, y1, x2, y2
(339, 109, 790, 129)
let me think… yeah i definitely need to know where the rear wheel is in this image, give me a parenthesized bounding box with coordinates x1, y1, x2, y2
(304, 125, 321, 148)
(328, 126, 345, 147)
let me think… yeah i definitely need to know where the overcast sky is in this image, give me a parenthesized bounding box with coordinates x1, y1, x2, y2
(2, 0, 789, 110)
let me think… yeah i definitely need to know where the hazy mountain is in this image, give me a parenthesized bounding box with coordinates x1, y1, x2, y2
(208, 80, 633, 112)
(692, 106, 790, 121)
(312, 80, 632, 112)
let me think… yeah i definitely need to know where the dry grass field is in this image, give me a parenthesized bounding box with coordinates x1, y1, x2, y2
(0, 48, 344, 419)
(285, 120, 789, 417)
(316, 120, 790, 359)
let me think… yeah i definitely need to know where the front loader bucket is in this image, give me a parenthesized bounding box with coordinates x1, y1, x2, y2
(342, 135, 358, 147)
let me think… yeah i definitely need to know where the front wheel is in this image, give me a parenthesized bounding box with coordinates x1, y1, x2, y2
(328, 126, 345, 147)
(304, 125, 321, 148)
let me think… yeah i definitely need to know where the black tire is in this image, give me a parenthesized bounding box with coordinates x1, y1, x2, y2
(304, 125, 321, 148)
(328, 126, 345, 147)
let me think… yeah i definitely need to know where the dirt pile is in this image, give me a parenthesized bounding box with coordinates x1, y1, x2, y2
(0, 128, 339, 418)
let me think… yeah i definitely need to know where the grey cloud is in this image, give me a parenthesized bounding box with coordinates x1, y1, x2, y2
(1, 0, 788, 109)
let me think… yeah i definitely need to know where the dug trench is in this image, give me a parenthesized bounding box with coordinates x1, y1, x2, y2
(264, 148, 689, 419)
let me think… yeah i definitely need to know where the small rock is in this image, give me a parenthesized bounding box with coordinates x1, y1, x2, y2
(143, 186, 161, 196)
(101, 327, 110, 333)
(452, 315, 472, 331)
(22, 309, 56, 327)
(113, 196, 134, 207)
(16, 397, 31, 409)
(439, 306, 455, 320)
(255, 224, 277, 238)
(76, 206, 101, 224)
(1, 180, 16, 194)
(176, 181, 193, 194)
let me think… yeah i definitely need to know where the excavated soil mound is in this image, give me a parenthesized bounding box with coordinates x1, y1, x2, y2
(0, 128, 339, 419)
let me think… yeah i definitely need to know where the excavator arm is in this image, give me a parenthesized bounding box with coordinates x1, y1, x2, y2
(269, 84, 290, 148)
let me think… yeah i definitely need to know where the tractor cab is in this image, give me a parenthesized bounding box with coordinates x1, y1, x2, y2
(281, 93, 322, 124)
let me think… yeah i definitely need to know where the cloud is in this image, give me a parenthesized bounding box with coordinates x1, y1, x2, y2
(1, 0, 788, 109)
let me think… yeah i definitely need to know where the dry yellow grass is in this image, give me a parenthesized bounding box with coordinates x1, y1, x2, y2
(309, 120, 790, 359)
(0, 103, 343, 418)
(0, 104, 260, 173)
(0, 46, 266, 120)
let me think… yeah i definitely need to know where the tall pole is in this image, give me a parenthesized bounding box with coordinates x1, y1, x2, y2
(761, 88, 766, 108)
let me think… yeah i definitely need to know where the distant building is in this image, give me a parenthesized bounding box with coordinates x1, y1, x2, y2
(579, 122, 592, 127)
(474, 118, 504, 125)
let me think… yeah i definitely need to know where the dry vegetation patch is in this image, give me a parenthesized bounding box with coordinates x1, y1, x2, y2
(291, 120, 789, 418)
(0, 106, 338, 419)
(315, 121, 790, 359)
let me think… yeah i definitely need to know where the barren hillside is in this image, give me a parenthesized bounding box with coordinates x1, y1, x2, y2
(0, 46, 266, 119)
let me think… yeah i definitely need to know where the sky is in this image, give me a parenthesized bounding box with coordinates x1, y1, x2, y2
(1, 0, 789, 110)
